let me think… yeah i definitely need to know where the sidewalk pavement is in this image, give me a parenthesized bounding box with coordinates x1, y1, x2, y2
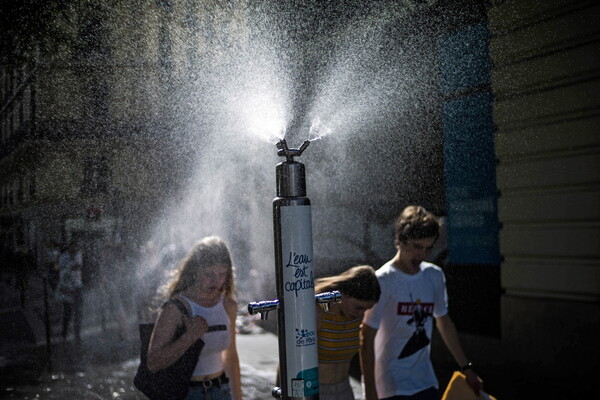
(0, 306, 362, 400)
(0, 317, 292, 400)
(1, 277, 575, 400)
(236, 331, 363, 398)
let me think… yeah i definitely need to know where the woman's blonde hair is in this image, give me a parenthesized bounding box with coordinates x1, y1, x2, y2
(315, 265, 380, 302)
(166, 236, 235, 298)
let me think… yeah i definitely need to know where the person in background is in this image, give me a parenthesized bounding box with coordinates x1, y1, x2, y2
(136, 240, 186, 322)
(315, 265, 381, 400)
(360, 205, 483, 400)
(135, 240, 162, 322)
(46, 241, 62, 292)
(56, 240, 84, 343)
(99, 240, 132, 340)
(147, 236, 242, 400)
(13, 240, 36, 307)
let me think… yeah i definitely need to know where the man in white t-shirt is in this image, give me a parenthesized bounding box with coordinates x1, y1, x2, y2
(360, 206, 482, 400)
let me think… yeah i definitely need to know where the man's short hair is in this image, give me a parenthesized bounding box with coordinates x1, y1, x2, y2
(394, 205, 440, 244)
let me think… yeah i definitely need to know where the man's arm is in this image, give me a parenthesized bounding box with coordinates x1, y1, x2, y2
(359, 323, 378, 400)
(435, 314, 483, 393)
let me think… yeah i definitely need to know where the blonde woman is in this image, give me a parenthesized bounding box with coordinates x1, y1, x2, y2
(147, 236, 242, 400)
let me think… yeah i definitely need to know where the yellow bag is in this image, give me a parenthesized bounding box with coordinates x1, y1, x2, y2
(441, 371, 497, 400)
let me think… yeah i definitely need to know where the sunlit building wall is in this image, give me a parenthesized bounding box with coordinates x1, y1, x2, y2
(489, 0, 599, 387)
(0, 0, 247, 266)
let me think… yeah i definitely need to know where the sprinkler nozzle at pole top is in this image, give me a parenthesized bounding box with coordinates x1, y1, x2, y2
(276, 139, 310, 162)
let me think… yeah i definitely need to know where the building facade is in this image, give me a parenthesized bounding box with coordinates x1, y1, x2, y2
(0, 0, 598, 396)
(0, 0, 227, 284)
(490, 0, 600, 387)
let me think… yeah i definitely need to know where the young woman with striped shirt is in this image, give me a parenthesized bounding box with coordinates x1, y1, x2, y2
(315, 265, 381, 400)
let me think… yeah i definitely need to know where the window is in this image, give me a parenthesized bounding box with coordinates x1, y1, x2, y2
(22, 86, 31, 123)
(29, 173, 36, 200)
(81, 156, 111, 197)
(17, 177, 23, 204)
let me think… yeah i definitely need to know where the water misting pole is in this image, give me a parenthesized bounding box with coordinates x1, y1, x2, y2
(248, 139, 340, 399)
(272, 138, 318, 400)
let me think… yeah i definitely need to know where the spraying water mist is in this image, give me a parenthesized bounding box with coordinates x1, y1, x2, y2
(139, 0, 443, 307)
(0, 0, 457, 398)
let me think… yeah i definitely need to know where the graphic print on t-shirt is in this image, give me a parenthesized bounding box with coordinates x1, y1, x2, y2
(397, 297, 433, 359)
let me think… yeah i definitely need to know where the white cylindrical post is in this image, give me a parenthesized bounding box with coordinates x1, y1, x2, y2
(273, 140, 319, 400)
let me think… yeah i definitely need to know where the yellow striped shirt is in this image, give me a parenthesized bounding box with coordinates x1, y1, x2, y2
(317, 311, 362, 364)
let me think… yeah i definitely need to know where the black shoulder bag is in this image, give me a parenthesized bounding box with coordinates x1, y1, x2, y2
(134, 298, 204, 400)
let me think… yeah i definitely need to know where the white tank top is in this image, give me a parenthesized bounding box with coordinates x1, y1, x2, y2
(179, 294, 231, 377)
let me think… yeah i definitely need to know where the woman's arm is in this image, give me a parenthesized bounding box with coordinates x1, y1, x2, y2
(147, 301, 207, 372)
(315, 304, 324, 331)
(223, 296, 242, 400)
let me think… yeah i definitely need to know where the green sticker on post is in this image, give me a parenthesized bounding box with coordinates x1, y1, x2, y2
(296, 367, 319, 396)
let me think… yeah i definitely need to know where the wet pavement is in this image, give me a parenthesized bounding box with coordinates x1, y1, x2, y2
(0, 316, 578, 400)
(0, 284, 576, 400)
(0, 274, 364, 400)
(0, 318, 278, 400)
(0, 276, 580, 399)
(0, 317, 361, 400)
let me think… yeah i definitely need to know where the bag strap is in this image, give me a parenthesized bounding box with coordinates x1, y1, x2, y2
(160, 297, 190, 326)
(169, 297, 190, 317)
(163, 298, 227, 332)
